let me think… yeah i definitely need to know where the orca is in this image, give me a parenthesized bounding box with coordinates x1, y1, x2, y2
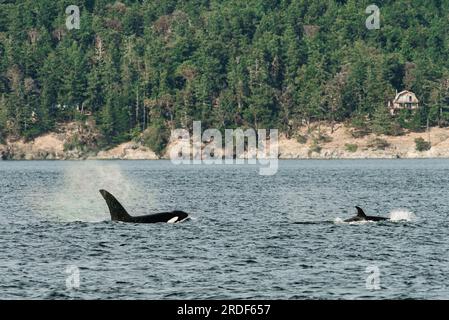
(99, 189, 189, 224)
(344, 206, 389, 223)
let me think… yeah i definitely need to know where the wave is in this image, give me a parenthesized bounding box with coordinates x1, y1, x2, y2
(388, 209, 417, 222)
(333, 208, 417, 224)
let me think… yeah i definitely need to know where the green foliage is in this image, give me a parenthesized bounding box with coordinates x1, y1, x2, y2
(349, 115, 371, 138)
(1, 0, 449, 150)
(23, 126, 43, 142)
(316, 133, 333, 144)
(367, 138, 390, 150)
(371, 106, 404, 136)
(308, 142, 322, 156)
(345, 143, 358, 153)
(0, 98, 6, 144)
(64, 134, 81, 152)
(142, 122, 170, 156)
(415, 137, 431, 152)
(296, 134, 308, 144)
(130, 127, 142, 142)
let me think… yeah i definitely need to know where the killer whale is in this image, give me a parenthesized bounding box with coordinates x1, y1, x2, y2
(99, 189, 189, 224)
(344, 206, 389, 223)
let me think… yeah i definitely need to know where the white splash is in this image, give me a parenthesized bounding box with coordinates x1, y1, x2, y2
(333, 217, 374, 225)
(347, 220, 375, 225)
(33, 162, 149, 222)
(334, 217, 345, 224)
(333, 217, 387, 225)
(389, 209, 416, 222)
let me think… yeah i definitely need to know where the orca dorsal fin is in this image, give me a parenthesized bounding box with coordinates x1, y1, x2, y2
(355, 206, 367, 217)
(99, 190, 132, 222)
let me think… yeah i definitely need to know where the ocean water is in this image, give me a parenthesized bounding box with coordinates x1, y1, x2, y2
(0, 159, 448, 299)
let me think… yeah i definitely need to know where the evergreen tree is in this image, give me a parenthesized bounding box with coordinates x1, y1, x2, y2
(0, 0, 449, 147)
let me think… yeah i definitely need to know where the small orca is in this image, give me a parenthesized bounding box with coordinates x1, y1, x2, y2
(99, 189, 189, 224)
(344, 206, 389, 223)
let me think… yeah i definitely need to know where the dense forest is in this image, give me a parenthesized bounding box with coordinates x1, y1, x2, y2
(1, 0, 449, 152)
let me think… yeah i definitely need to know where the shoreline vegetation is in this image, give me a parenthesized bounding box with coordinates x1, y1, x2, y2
(2, 1, 449, 162)
(1, 121, 448, 160)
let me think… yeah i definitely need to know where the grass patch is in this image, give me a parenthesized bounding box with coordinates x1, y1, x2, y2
(308, 142, 322, 156)
(345, 143, 358, 153)
(142, 122, 169, 156)
(63, 134, 82, 151)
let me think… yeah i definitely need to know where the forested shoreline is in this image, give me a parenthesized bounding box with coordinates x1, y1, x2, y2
(1, 0, 449, 154)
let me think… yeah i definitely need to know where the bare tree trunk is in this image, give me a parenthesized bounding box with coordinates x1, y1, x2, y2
(331, 114, 335, 134)
(135, 89, 139, 129)
(142, 106, 146, 131)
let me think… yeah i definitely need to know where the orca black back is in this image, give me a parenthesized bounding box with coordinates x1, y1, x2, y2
(344, 206, 389, 222)
(99, 189, 189, 224)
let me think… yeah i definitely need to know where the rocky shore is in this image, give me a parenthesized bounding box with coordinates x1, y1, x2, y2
(0, 135, 158, 160)
(1, 123, 449, 160)
(277, 124, 449, 159)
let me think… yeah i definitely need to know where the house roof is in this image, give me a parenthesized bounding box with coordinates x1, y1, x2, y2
(394, 90, 419, 103)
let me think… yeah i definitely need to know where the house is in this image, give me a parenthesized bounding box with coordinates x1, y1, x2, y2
(388, 90, 419, 115)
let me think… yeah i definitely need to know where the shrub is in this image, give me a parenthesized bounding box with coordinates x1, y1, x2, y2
(142, 122, 169, 155)
(64, 134, 82, 151)
(349, 115, 371, 138)
(345, 143, 358, 153)
(372, 120, 404, 136)
(371, 106, 404, 136)
(23, 126, 44, 142)
(308, 142, 322, 156)
(389, 122, 404, 136)
(350, 129, 371, 138)
(367, 138, 390, 150)
(415, 137, 431, 152)
(130, 127, 142, 142)
(296, 134, 308, 144)
(316, 134, 333, 143)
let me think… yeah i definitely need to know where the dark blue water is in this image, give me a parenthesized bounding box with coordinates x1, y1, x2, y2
(0, 160, 448, 299)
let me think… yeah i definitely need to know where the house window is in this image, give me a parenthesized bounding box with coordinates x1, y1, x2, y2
(409, 96, 412, 102)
